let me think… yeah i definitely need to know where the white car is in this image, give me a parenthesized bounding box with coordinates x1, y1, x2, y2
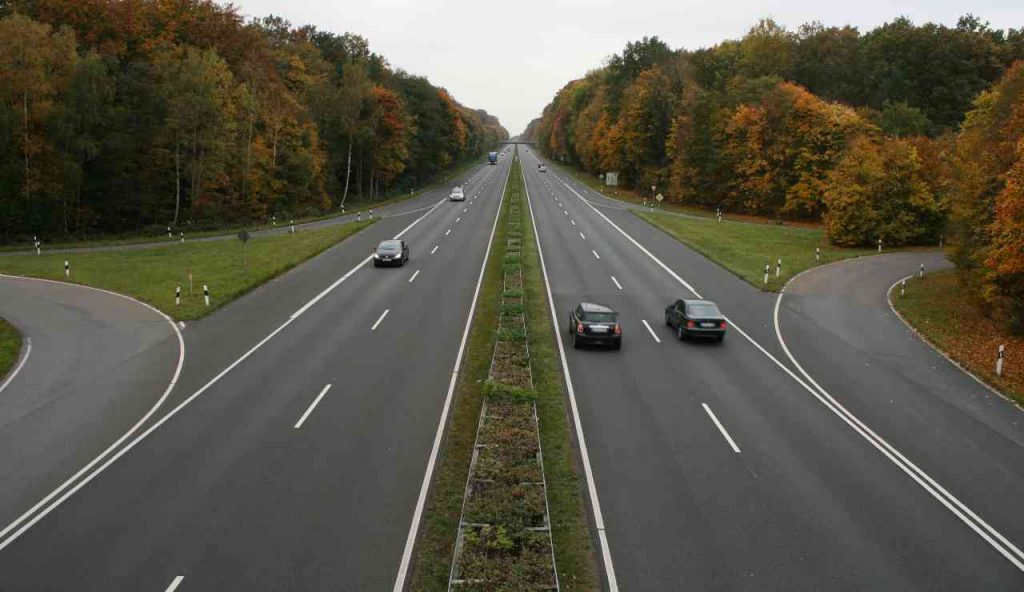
(538, 164, 547, 173)
(449, 186, 465, 201)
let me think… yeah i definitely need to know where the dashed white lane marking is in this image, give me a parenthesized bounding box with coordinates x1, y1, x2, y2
(164, 576, 185, 592)
(445, 229, 451, 236)
(580, 232, 586, 240)
(563, 210, 568, 216)
(294, 384, 333, 429)
(409, 270, 420, 283)
(456, 217, 461, 223)
(641, 319, 661, 343)
(592, 250, 600, 260)
(703, 403, 741, 453)
(611, 276, 623, 290)
(571, 219, 576, 226)
(430, 245, 438, 255)
(371, 309, 390, 331)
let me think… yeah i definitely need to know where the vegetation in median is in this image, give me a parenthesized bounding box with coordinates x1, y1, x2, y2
(636, 210, 878, 291)
(892, 270, 1022, 406)
(0, 318, 23, 382)
(410, 152, 597, 590)
(0, 220, 374, 320)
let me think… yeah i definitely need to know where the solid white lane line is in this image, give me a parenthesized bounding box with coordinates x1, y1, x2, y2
(0, 336, 31, 396)
(611, 276, 623, 290)
(592, 250, 600, 260)
(164, 576, 185, 592)
(562, 179, 1024, 573)
(431, 245, 439, 255)
(445, 229, 451, 236)
(641, 320, 661, 344)
(408, 270, 420, 283)
(522, 164, 619, 591)
(393, 155, 512, 592)
(371, 309, 390, 331)
(294, 384, 332, 429)
(580, 232, 586, 240)
(703, 404, 741, 453)
(0, 198, 447, 553)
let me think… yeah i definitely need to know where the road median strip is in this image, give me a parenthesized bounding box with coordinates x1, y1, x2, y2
(0, 318, 25, 388)
(410, 151, 598, 591)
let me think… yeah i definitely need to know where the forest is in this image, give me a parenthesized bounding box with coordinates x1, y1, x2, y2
(528, 17, 1024, 332)
(0, 0, 508, 241)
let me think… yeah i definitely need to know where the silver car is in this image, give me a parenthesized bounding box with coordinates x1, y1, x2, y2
(449, 186, 465, 201)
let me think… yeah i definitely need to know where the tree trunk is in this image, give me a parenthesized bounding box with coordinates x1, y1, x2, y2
(23, 90, 29, 203)
(341, 134, 353, 207)
(173, 131, 181, 226)
(243, 91, 254, 200)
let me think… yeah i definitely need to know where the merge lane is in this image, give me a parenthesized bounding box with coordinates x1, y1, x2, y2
(0, 158, 511, 590)
(521, 151, 1024, 590)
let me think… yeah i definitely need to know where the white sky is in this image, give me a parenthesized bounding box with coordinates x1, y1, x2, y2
(230, 0, 1022, 135)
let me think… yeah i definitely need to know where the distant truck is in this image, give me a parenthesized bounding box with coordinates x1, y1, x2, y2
(488, 151, 498, 165)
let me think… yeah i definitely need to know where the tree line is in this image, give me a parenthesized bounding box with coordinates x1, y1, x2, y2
(0, 0, 508, 241)
(528, 17, 1024, 332)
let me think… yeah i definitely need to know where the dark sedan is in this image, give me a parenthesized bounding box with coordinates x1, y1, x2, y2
(568, 302, 621, 350)
(665, 299, 726, 342)
(373, 239, 409, 267)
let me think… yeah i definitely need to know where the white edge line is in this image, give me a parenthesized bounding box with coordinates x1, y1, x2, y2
(164, 576, 185, 592)
(294, 383, 332, 429)
(564, 179, 1024, 572)
(641, 320, 661, 344)
(0, 195, 445, 552)
(408, 270, 420, 283)
(524, 159, 620, 590)
(702, 403, 741, 453)
(611, 276, 623, 291)
(0, 334, 31, 396)
(0, 274, 185, 545)
(391, 156, 510, 592)
(371, 309, 390, 331)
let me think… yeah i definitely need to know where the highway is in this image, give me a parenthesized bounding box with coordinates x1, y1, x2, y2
(1, 143, 1022, 591)
(519, 147, 1024, 590)
(0, 152, 512, 590)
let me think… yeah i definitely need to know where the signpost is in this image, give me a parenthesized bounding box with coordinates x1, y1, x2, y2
(604, 172, 619, 187)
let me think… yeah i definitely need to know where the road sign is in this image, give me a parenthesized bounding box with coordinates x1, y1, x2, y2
(605, 172, 619, 186)
(655, 193, 664, 202)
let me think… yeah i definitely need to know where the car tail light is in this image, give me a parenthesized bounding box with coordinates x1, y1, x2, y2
(687, 320, 696, 328)
(577, 322, 585, 334)
(613, 324, 621, 335)
(720, 321, 728, 329)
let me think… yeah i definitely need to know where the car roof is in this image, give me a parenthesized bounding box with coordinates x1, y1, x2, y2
(579, 302, 616, 314)
(681, 299, 717, 306)
(378, 239, 401, 247)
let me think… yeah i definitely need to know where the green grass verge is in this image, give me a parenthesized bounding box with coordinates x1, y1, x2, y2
(636, 210, 882, 291)
(409, 162, 510, 591)
(520, 162, 601, 589)
(0, 220, 375, 320)
(892, 270, 1023, 406)
(0, 318, 23, 382)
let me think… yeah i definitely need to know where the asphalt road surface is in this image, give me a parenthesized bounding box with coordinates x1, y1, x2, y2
(0, 152, 513, 590)
(520, 147, 1024, 591)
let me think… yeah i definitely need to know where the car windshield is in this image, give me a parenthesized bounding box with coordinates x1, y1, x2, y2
(687, 303, 720, 317)
(583, 311, 617, 323)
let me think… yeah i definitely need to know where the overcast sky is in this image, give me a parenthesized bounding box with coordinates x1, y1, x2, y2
(230, 0, 1022, 135)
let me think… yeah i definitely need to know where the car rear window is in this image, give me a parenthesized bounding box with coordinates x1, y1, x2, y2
(583, 311, 617, 323)
(687, 304, 720, 317)
(379, 240, 401, 249)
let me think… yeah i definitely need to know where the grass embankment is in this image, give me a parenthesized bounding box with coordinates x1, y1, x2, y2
(410, 153, 598, 590)
(0, 220, 374, 320)
(636, 210, 881, 291)
(892, 270, 1023, 406)
(0, 319, 23, 381)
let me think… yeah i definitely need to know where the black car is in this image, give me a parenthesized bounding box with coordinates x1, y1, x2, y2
(665, 299, 726, 342)
(568, 302, 621, 350)
(373, 239, 409, 267)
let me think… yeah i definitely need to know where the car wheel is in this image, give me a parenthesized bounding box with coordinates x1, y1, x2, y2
(665, 315, 671, 326)
(677, 325, 685, 341)
(716, 334, 725, 344)
(612, 341, 621, 351)
(572, 333, 580, 349)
